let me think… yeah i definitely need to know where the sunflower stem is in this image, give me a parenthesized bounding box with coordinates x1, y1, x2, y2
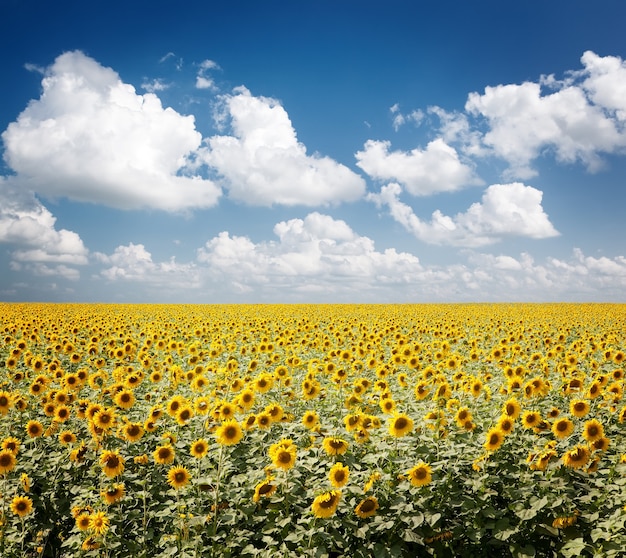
(212, 444, 225, 538)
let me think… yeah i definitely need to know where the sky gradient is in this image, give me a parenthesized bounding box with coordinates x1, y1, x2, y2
(1, 0, 626, 303)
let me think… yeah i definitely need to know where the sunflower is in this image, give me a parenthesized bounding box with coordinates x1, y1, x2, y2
(264, 403, 284, 423)
(591, 436, 610, 452)
(190, 438, 209, 459)
(454, 407, 472, 428)
(54, 404, 71, 423)
(154, 444, 175, 465)
(253, 477, 276, 503)
(167, 465, 191, 490)
(311, 490, 341, 518)
(406, 462, 432, 487)
(521, 411, 541, 429)
(0, 391, 12, 415)
(10, 495, 33, 517)
(343, 413, 361, 432)
(59, 430, 77, 445)
(270, 444, 297, 471)
(355, 496, 379, 519)
(328, 462, 350, 488)
(582, 419, 604, 443)
(114, 389, 135, 410)
(495, 416, 514, 436)
(502, 398, 522, 420)
(20, 473, 30, 492)
(75, 512, 92, 531)
(101, 483, 126, 505)
(243, 414, 257, 429)
(254, 374, 274, 393)
(81, 536, 101, 551)
(93, 408, 116, 431)
(166, 395, 186, 417)
(121, 422, 144, 442)
(322, 437, 349, 456)
(2, 437, 20, 454)
(379, 398, 396, 414)
(302, 410, 319, 430)
(0, 450, 17, 475)
(256, 412, 272, 429)
(570, 399, 590, 418)
(215, 419, 244, 446)
(388, 413, 414, 438)
(562, 445, 591, 469)
(100, 450, 125, 478)
(236, 389, 255, 411)
(175, 405, 194, 425)
(551, 417, 575, 439)
(484, 428, 504, 452)
(89, 511, 110, 535)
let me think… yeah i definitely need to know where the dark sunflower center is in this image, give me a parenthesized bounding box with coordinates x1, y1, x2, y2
(360, 499, 376, 513)
(278, 451, 292, 464)
(414, 468, 427, 479)
(319, 494, 338, 509)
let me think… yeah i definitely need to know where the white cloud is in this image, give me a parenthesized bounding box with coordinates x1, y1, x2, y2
(461, 249, 626, 301)
(0, 178, 88, 268)
(580, 51, 626, 121)
(141, 78, 170, 93)
(200, 87, 366, 206)
(96, 243, 201, 287)
(367, 182, 559, 246)
(196, 212, 423, 297)
(390, 104, 424, 131)
(195, 59, 220, 90)
(355, 138, 481, 196)
(465, 51, 626, 178)
(2, 50, 222, 212)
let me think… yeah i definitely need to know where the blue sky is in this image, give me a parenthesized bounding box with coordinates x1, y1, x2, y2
(1, 0, 626, 302)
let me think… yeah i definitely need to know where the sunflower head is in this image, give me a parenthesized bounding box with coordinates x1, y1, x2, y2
(406, 462, 432, 487)
(328, 462, 350, 488)
(167, 466, 191, 490)
(10, 495, 33, 518)
(355, 496, 379, 519)
(154, 444, 175, 465)
(311, 490, 341, 518)
(215, 419, 244, 446)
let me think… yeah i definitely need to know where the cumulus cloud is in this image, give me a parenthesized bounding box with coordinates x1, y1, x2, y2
(196, 212, 423, 296)
(0, 178, 88, 270)
(355, 138, 482, 196)
(199, 87, 366, 206)
(465, 51, 626, 178)
(2, 50, 221, 211)
(367, 182, 559, 247)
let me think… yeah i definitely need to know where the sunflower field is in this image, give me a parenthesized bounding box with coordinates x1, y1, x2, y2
(1, 303, 626, 557)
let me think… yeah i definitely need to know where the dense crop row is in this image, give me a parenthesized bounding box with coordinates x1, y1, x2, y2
(1, 303, 626, 557)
